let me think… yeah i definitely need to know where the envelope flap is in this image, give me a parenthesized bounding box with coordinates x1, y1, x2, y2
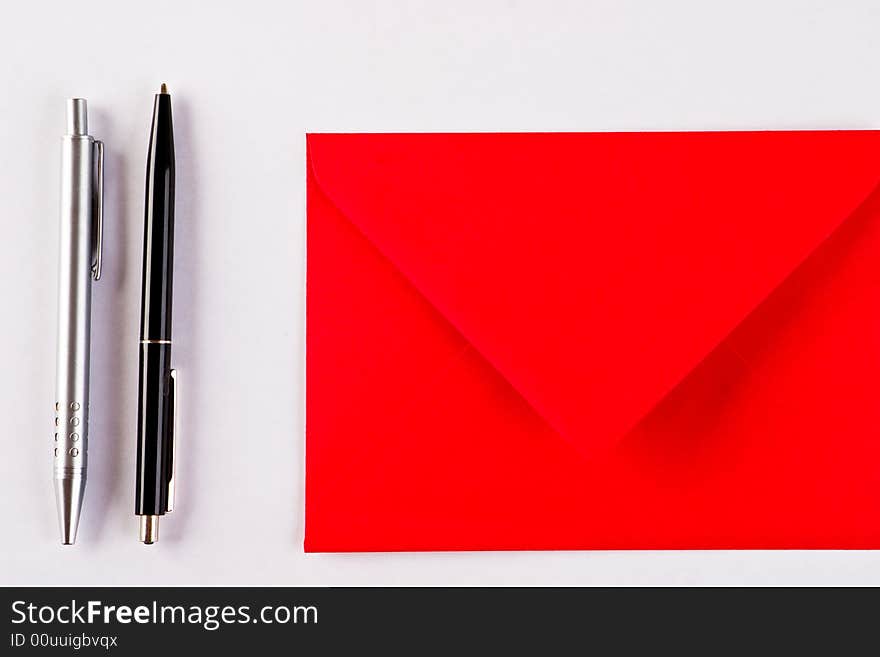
(308, 131, 880, 455)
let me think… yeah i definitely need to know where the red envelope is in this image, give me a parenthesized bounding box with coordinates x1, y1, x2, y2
(305, 132, 880, 551)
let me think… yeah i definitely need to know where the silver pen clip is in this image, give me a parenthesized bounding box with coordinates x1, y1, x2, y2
(91, 140, 104, 281)
(166, 368, 178, 512)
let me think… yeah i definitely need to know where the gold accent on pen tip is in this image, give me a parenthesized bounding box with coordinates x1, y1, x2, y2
(160, 82, 168, 94)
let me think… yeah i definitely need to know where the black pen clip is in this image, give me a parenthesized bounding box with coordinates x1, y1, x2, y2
(165, 368, 178, 513)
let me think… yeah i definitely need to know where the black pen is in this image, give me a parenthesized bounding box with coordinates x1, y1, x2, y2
(135, 83, 178, 544)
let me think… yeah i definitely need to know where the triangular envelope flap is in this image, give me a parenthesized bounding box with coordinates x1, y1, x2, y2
(308, 131, 880, 455)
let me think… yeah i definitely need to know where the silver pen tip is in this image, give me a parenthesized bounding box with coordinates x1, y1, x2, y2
(55, 476, 85, 545)
(160, 82, 168, 94)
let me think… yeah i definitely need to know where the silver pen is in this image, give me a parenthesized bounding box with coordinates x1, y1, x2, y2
(53, 98, 103, 545)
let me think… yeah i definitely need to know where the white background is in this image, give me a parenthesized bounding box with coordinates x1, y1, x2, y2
(3, 0, 880, 585)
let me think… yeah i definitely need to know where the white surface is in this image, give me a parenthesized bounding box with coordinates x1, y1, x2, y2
(3, 0, 880, 585)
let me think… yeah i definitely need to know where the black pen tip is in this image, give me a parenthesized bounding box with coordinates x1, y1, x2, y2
(160, 82, 168, 94)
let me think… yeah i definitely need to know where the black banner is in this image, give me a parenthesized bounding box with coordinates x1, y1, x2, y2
(0, 587, 873, 653)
